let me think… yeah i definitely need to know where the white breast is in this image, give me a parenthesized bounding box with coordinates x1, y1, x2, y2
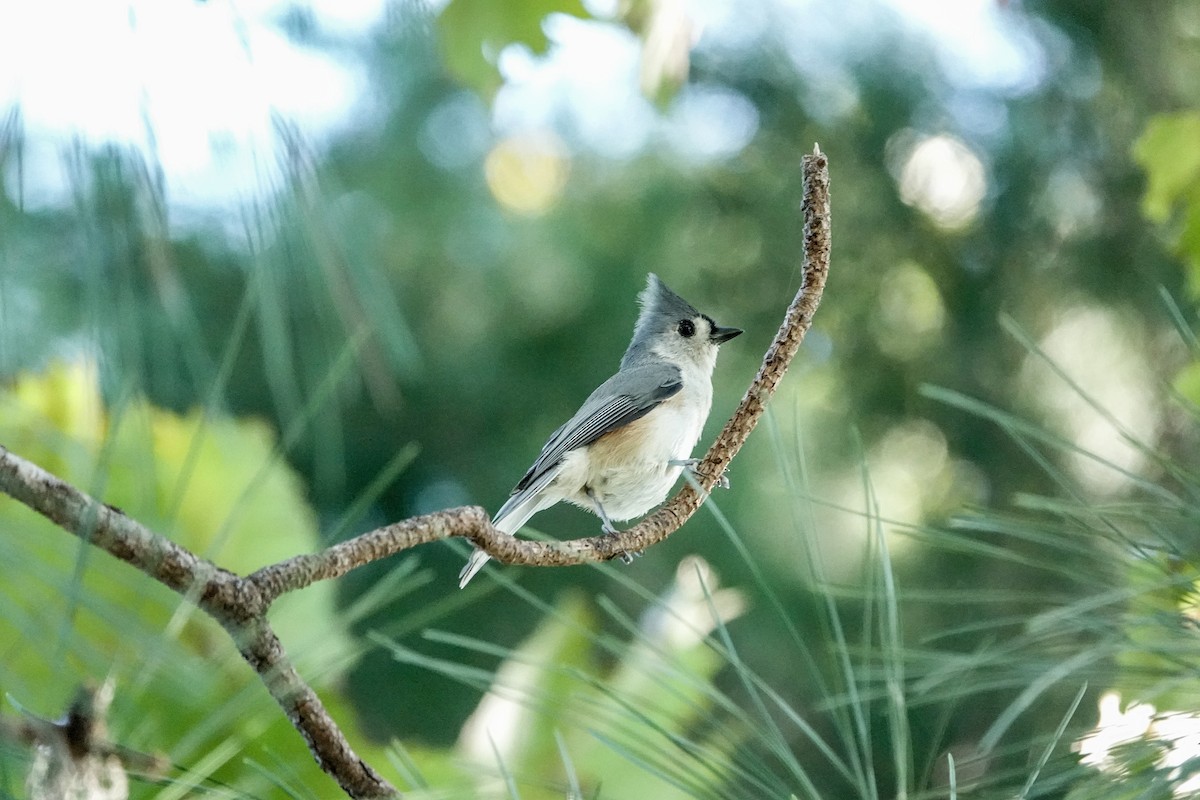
(554, 363, 714, 521)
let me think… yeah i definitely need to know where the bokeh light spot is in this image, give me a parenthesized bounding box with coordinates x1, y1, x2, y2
(1018, 306, 1160, 496)
(873, 262, 946, 359)
(896, 133, 987, 229)
(484, 132, 571, 215)
(664, 84, 759, 160)
(816, 419, 956, 583)
(419, 92, 492, 170)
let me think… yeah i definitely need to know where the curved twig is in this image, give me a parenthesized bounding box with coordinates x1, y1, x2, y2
(251, 143, 832, 586)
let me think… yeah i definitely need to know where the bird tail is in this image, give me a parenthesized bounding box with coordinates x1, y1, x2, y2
(457, 491, 549, 588)
(457, 549, 492, 589)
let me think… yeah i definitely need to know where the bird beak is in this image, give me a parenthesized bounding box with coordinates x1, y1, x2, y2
(709, 325, 743, 344)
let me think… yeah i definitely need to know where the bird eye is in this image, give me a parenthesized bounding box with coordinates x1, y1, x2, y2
(677, 319, 696, 338)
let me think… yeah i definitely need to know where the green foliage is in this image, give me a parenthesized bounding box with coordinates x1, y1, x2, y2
(1135, 112, 1200, 297)
(437, 0, 589, 96)
(1135, 111, 1200, 409)
(381, 563, 759, 799)
(0, 362, 388, 796)
(1135, 113, 1200, 230)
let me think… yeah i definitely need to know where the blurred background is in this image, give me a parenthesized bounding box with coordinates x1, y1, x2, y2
(2, 0, 1200, 797)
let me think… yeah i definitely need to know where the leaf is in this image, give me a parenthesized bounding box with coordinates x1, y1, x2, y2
(454, 591, 599, 782)
(0, 361, 365, 794)
(436, 0, 589, 97)
(1133, 112, 1200, 224)
(1174, 361, 1200, 407)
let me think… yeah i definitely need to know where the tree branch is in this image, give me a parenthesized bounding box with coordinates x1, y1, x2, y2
(248, 144, 832, 584)
(0, 447, 397, 799)
(0, 147, 830, 798)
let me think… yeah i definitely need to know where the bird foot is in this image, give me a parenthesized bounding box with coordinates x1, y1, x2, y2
(600, 522, 641, 564)
(671, 458, 730, 489)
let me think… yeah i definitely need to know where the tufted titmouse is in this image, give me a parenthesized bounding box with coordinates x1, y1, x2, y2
(459, 273, 742, 588)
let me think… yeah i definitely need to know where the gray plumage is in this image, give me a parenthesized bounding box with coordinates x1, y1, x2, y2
(623, 274, 703, 367)
(459, 273, 741, 587)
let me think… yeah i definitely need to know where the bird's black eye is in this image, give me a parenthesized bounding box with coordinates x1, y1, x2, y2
(677, 319, 696, 338)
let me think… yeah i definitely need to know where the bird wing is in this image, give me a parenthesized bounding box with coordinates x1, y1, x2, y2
(494, 363, 683, 524)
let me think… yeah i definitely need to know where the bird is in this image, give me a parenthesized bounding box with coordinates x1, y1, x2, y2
(459, 273, 742, 588)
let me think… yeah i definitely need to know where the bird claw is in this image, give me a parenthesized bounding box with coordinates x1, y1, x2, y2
(671, 458, 731, 489)
(600, 522, 640, 564)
